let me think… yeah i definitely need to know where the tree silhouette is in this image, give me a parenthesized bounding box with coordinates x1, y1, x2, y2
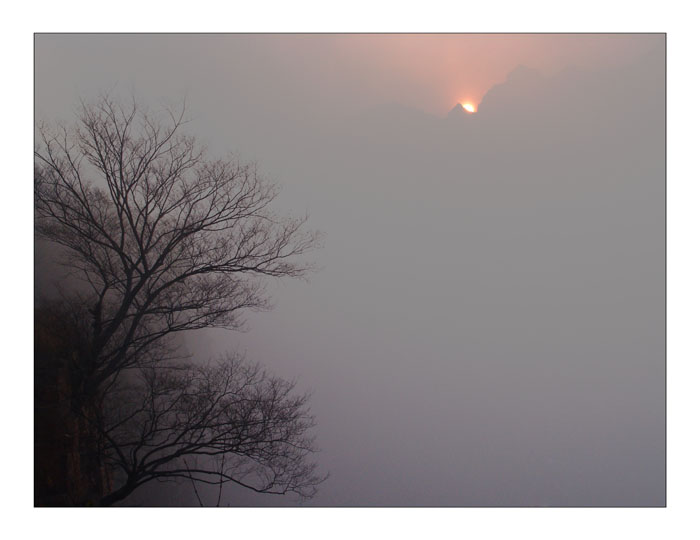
(100, 354, 323, 506)
(34, 96, 323, 505)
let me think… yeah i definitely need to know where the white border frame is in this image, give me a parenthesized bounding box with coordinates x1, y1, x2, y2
(5, 2, 698, 538)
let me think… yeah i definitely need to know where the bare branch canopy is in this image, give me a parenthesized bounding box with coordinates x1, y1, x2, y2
(100, 355, 324, 506)
(34, 96, 324, 506)
(35, 97, 320, 390)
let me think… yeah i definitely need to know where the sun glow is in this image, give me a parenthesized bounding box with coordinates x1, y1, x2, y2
(462, 103, 476, 113)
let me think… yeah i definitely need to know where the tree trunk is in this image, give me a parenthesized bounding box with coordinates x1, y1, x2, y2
(99, 480, 138, 507)
(35, 328, 111, 505)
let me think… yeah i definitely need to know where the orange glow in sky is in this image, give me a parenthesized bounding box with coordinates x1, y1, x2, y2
(192, 34, 662, 117)
(315, 34, 656, 114)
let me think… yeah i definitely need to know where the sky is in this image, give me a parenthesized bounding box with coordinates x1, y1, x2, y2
(34, 34, 665, 506)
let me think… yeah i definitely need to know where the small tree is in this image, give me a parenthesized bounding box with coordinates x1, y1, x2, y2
(100, 354, 323, 506)
(34, 96, 322, 505)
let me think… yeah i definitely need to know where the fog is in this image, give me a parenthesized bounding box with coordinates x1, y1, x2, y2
(35, 34, 665, 506)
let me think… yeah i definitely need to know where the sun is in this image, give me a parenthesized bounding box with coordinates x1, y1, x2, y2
(462, 103, 476, 113)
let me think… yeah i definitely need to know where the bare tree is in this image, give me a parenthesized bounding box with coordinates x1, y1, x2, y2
(99, 354, 324, 506)
(34, 96, 322, 505)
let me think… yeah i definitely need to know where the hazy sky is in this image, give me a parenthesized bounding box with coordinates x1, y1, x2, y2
(35, 34, 658, 119)
(35, 34, 665, 506)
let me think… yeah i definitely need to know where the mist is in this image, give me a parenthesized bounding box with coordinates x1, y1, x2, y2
(34, 34, 665, 506)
